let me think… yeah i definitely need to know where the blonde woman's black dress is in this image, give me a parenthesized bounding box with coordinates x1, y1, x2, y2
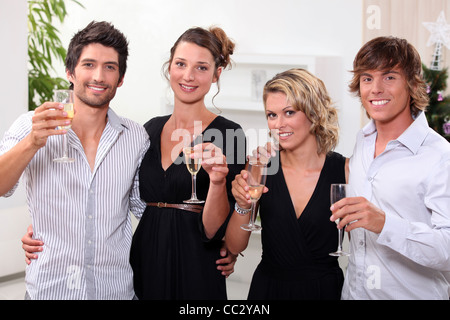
(248, 152, 346, 300)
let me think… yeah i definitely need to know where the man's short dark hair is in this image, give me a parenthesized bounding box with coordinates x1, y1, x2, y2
(65, 21, 129, 86)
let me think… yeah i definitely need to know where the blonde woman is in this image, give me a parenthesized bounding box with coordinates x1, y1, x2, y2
(226, 68, 348, 300)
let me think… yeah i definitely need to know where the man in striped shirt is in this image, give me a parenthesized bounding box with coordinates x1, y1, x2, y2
(0, 21, 149, 299)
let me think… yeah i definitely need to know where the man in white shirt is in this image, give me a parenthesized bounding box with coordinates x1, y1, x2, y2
(0, 21, 149, 299)
(331, 36, 450, 299)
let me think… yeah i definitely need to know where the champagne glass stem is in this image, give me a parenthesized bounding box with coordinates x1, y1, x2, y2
(248, 200, 256, 227)
(337, 227, 344, 252)
(62, 134, 69, 158)
(191, 174, 198, 200)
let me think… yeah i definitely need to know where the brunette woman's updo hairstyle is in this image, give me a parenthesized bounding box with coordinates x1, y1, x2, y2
(163, 26, 235, 108)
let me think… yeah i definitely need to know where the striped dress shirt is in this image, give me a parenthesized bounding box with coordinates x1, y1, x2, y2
(0, 108, 149, 300)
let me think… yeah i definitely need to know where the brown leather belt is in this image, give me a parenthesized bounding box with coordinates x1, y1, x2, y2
(146, 202, 203, 214)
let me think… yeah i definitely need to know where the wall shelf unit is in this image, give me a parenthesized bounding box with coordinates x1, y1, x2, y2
(207, 53, 342, 112)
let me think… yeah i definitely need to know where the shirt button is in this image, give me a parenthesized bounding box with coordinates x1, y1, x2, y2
(359, 240, 365, 246)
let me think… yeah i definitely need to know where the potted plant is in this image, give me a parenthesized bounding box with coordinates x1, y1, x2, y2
(28, 0, 83, 110)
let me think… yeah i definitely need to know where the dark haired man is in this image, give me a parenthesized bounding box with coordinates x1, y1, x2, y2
(331, 36, 450, 299)
(0, 21, 149, 299)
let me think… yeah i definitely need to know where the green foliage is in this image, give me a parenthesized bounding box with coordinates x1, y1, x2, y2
(28, 0, 84, 110)
(422, 63, 450, 141)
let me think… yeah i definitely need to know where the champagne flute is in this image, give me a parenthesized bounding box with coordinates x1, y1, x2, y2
(53, 89, 75, 163)
(241, 158, 267, 231)
(329, 183, 351, 256)
(183, 133, 205, 204)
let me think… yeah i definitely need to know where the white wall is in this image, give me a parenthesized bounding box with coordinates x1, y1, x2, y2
(57, 0, 363, 157)
(0, 0, 363, 278)
(0, 0, 31, 277)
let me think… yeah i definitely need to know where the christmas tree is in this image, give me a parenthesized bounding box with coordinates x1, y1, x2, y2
(423, 11, 450, 141)
(422, 64, 450, 141)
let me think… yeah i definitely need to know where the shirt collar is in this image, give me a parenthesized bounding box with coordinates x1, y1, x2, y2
(362, 111, 429, 155)
(397, 112, 429, 154)
(362, 118, 377, 137)
(106, 108, 128, 132)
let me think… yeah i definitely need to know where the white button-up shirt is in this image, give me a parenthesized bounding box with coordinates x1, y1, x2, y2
(342, 112, 450, 300)
(1, 108, 149, 299)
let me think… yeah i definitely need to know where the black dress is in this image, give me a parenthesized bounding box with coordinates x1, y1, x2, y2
(248, 152, 346, 300)
(130, 115, 246, 300)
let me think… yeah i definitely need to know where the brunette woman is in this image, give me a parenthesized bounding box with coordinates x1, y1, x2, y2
(130, 26, 246, 300)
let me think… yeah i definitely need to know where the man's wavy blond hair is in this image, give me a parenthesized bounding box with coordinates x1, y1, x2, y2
(263, 68, 339, 155)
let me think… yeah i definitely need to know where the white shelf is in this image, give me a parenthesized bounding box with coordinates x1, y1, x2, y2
(231, 53, 317, 67)
(208, 97, 264, 112)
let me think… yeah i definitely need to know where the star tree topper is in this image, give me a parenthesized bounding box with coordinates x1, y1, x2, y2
(423, 11, 450, 49)
(423, 11, 450, 70)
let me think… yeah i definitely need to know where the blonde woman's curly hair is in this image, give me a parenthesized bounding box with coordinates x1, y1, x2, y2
(263, 68, 339, 155)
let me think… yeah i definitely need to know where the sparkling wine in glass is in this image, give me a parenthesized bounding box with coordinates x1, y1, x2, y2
(53, 89, 75, 163)
(241, 158, 267, 232)
(329, 183, 351, 256)
(183, 133, 204, 204)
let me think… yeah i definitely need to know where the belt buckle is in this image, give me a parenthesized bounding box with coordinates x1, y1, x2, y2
(157, 202, 166, 208)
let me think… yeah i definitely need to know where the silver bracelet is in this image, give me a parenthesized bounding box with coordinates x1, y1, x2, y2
(234, 202, 251, 215)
